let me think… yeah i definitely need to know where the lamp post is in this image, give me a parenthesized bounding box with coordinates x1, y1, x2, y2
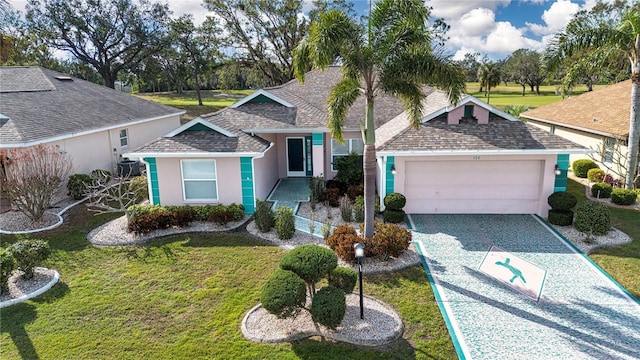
(354, 243, 365, 320)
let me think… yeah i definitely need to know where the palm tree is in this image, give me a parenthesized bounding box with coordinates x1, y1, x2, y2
(477, 61, 501, 104)
(546, 6, 639, 189)
(293, 0, 465, 238)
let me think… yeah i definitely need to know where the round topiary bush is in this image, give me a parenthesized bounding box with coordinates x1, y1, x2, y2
(310, 285, 346, 330)
(574, 201, 610, 236)
(547, 191, 577, 211)
(548, 209, 574, 226)
(572, 159, 599, 178)
(275, 207, 295, 240)
(384, 192, 406, 210)
(0, 248, 16, 295)
(6, 239, 51, 280)
(254, 199, 275, 232)
(67, 173, 92, 200)
(328, 267, 357, 293)
(279, 245, 338, 286)
(383, 209, 405, 224)
(260, 269, 307, 318)
(587, 168, 605, 183)
(611, 188, 637, 206)
(591, 182, 613, 198)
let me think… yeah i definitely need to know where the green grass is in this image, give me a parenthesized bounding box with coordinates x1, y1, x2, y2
(136, 89, 253, 121)
(0, 206, 456, 359)
(566, 179, 640, 298)
(465, 82, 605, 110)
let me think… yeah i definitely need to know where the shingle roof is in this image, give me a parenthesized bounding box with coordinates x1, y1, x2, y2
(520, 80, 631, 138)
(131, 117, 271, 154)
(0, 66, 184, 145)
(200, 66, 408, 131)
(378, 115, 586, 153)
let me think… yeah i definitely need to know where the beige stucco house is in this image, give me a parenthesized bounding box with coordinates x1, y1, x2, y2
(0, 66, 184, 175)
(521, 80, 637, 179)
(125, 67, 587, 215)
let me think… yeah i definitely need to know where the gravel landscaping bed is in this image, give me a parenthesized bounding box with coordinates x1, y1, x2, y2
(0, 267, 57, 304)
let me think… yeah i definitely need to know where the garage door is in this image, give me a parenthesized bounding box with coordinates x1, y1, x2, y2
(404, 160, 542, 214)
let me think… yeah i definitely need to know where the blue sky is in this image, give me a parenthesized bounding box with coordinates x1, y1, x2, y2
(11, 0, 614, 60)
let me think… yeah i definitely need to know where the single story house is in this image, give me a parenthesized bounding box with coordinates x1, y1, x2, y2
(0, 66, 184, 175)
(125, 66, 587, 215)
(521, 80, 638, 178)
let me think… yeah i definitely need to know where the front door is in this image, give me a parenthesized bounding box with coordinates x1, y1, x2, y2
(286, 137, 306, 177)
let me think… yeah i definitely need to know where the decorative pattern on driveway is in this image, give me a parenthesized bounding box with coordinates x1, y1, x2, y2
(409, 214, 640, 360)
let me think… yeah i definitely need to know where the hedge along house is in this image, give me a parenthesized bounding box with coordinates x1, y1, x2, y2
(376, 96, 590, 215)
(520, 80, 639, 179)
(0, 66, 184, 175)
(126, 67, 588, 216)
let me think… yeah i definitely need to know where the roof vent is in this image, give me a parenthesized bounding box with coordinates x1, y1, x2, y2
(54, 76, 73, 81)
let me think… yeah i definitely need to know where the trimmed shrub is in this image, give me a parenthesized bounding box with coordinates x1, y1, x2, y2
(325, 180, 348, 195)
(91, 169, 112, 184)
(275, 207, 295, 240)
(128, 175, 148, 202)
(326, 225, 362, 263)
(547, 191, 577, 211)
(6, 239, 51, 280)
(311, 286, 346, 330)
(279, 245, 338, 286)
(328, 267, 357, 294)
(339, 196, 353, 222)
(384, 192, 406, 210)
(383, 209, 405, 224)
(354, 196, 364, 222)
(346, 185, 364, 200)
(129, 204, 167, 218)
(572, 159, 599, 178)
(603, 174, 624, 188)
(591, 182, 612, 198)
(611, 188, 637, 206)
(260, 269, 307, 318)
(0, 248, 16, 295)
(165, 206, 196, 227)
(333, 152, 363, 185)
(254, 200, 275, 232)
(207, 203, 245, 225)
(574, 201, 610, 236)
(587, 168, 605, 183)
(323, 188, 341, 207)
(67, 173, 92, 200)
(367, 222, 412, 260)
(548, 209, 574, 226)
(127, 212, 174, 234)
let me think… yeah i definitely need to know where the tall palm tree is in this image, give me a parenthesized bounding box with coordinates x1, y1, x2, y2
(293, 0, 465, 238)
(477, 61, 501, 104)
(546, 6, 640, 189)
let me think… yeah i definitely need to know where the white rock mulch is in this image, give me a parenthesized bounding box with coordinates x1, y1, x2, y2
(0, 267, 60, 308)
(0, 211, 60, 232)
(242, 293, 404, 346)
(552, 225, 632, 254)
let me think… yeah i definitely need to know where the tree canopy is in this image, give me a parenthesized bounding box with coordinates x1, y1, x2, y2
(26, 0, 171, 88)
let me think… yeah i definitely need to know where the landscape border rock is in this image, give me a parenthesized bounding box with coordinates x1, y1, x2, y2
(0, 267, 60, 308)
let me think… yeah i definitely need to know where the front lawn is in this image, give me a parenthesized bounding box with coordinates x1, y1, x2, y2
(0, 206, 456, 359)
(566, 179, 640, 298)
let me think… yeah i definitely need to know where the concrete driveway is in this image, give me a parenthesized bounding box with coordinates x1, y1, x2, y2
(409, 214, 640, 360)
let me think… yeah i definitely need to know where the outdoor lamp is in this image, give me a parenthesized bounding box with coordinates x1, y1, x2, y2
(390, 164, 397, 175)
(354, 243, 365, 319)
(554, 164, 562, 176)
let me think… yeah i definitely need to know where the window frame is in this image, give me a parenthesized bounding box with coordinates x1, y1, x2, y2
(180, 159, 218, 202)
(331, 138, 364, 171)
(119, 129, 129, 148)
(602, 137, 615, 164)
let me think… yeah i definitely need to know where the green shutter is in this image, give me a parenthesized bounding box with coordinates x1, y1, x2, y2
(240, 157, 255, 214)
(143, 157, 160, 205)
(554, 154, 569, 192)
(385, 156, 395, 196)
(312, 133, 324, 146)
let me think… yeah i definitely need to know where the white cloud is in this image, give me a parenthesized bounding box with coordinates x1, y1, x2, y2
(427, 0, 510, 19)
(168, 0, 211, 25)
(526, 0, 580, 36)
(459, 8, 496, 36)
(485, 21, 542, 53)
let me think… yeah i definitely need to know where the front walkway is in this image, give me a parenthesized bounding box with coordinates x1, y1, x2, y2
(409, 214, 640, 359)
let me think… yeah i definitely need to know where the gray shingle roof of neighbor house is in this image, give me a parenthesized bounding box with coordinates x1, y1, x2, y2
(131, 117, 271, 155)
(199, 66, 408, 131)
(0, 66, 185, 146)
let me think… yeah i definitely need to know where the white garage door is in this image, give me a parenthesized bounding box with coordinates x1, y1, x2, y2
(403, 160, 542, 214)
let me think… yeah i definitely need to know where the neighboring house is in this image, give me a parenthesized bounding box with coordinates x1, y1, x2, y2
(125, 66, 587, 216)
(0, 66, 184, 175)
(521, 80, 637, 178)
